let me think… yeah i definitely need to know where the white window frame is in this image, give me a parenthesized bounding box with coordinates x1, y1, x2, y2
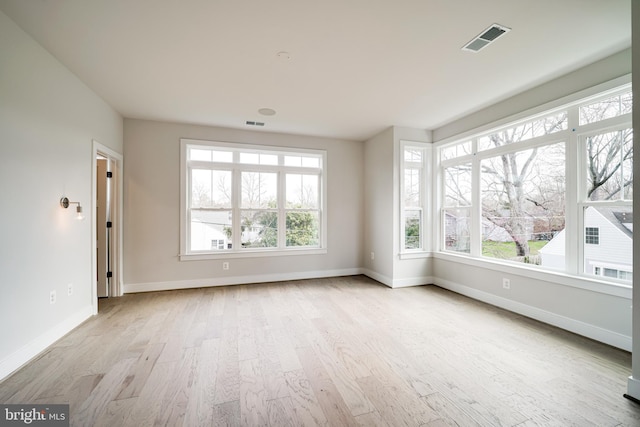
(434, 77, 632, 291)
(180, 139, 327, 260)
(400, 141, 432, 256)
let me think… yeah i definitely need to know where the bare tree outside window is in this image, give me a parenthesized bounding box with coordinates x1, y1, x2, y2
(586, 128, 633, 201)
(440, 90, 633, 280)
(481, 143, 565, 261)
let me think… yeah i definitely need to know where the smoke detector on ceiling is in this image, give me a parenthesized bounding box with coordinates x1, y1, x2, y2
(462, 23, 511, 52)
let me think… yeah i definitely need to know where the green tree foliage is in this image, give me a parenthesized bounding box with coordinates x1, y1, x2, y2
(250, 209, 318, 247)
(405, 217, 420, 249)
(286, 211, 319, 246)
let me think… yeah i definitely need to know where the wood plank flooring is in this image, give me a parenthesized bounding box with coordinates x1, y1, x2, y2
(1, 275, 639, 426)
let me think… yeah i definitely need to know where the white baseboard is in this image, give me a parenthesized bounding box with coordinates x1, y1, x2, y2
(0, 305, 93, 381)
(391, 275, 435, 288)
(627, 376, 640, 400)
(435, 278, 631, 351)
(124, 268, 363, 293)
(361, 269, 393, 288)
(361, 269, 433, 289)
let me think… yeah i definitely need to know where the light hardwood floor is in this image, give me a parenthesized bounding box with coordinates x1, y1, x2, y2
(1, 275, 639, 426)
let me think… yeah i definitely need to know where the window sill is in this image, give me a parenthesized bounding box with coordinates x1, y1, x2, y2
(180, 247, 327, 261)
(434, 251, 631, 299)
(399, 251, 433, 260)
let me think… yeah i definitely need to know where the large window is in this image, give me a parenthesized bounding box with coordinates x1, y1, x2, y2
(438, 83, 632, 284)
(180, 139, 326, 259)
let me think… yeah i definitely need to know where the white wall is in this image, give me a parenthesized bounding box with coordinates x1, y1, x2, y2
(123, 119, 364, 291)
(434, 48, 632, 142)
(431, 49, 633, 350)
(363, 126, 434, 288)
(363, 127, 395, 284)
(433, 258, 631, 349)
(0, 10, 123, 378)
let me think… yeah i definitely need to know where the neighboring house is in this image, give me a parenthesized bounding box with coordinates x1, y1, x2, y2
(190, 211, 231, 251)
(444, 211, 470, 252)
(540, 206, 633, 280)
(190, 210, 266, 250)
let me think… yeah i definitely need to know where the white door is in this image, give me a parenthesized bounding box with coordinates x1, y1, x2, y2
(96, 158, 110, 297)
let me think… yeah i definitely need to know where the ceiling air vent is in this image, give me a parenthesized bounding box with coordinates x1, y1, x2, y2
(245, 120, 265, 127)
(462, 23, 511, 53)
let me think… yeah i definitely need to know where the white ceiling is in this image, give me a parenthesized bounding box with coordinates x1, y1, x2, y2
(0, 0, 631, 141)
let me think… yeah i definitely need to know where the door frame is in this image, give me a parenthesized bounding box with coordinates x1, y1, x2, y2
(92, 140, 124, 313)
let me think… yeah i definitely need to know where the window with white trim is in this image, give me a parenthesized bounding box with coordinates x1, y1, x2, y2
(401, 143, 430, 252)
(180, 139, 326, 259)
(437, 83, 632, 284)
(585, 227, 599, 245)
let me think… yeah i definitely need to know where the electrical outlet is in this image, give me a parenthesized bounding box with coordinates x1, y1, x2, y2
(50, 290, 56, 304)
(222, 262, 230, 271)
(67, 283, 73, 296)
(371, 252, 375, 260)
(502, 278, 511, 289)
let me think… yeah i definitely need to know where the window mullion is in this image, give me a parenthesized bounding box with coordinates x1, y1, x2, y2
(423, 147, 431, 251)
(231, 166, 241, 251)
(470, 141, 482, 257)
(278, 170, 286, 248)
(566, 104, 581, 276)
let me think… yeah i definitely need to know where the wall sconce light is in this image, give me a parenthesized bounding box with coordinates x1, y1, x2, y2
(60, 197, 85, 220)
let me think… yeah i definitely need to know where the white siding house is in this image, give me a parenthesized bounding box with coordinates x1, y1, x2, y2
(540, 206, 632, 280)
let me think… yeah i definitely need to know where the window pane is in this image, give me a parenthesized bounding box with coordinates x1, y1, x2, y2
(583, 206, 632, 282)
(302, 156, 320, 168)
(190, 210, 232, 251)
(285, 155, 321, 168)
(191, 169, 232, 208)
(444, 164, 471, 207)
(190, 148, 212, 161)
(189, 148, 233, 163)
(586, 128, 633, 201)
(478, 112, 567, 151)
(241, 172, 277, 208)
(286, 174, 319, 208)
(532, 112, 569, 138)
(404, 168, 421, 207)
(579, 90, 633, 125)
(481, 143, 565, 265)
(241, 210, 277, 248)
(286, 211, 319, 247)
(405, 148, 422, 162)
(444, 208, 470, 253)
(405, 209, 422, 250)
(441, 141, 472, 160)
(240, 152, 278, 165)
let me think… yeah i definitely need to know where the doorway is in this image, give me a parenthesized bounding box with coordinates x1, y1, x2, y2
(92, 140, 123, 312)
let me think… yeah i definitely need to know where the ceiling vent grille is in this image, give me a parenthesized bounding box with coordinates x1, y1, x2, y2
(462, 23, 511, 53)
(245, 120, 265, 127)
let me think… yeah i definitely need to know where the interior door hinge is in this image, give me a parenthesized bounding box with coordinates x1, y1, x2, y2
(107, 271, 113, 278)
(106, 171, 113, 178)
(106, 221, 112, 228)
